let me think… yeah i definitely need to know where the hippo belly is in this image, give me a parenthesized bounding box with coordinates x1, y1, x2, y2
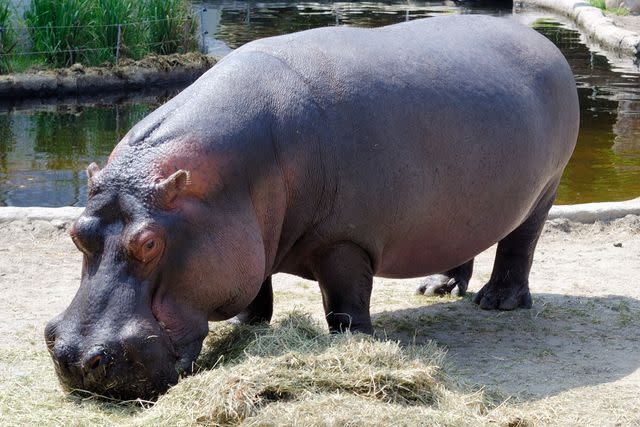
(253, 16, 579, 281)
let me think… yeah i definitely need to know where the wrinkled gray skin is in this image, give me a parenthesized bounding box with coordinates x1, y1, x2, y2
(45, 15, 579, 400)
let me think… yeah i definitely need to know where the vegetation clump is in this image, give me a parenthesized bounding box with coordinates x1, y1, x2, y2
(0, 0, 198, 71)
(135, 313, 498, 426)
(0, 311, 535, 426)
(0, 1, 15, 73)
(588, 0, 630, 15)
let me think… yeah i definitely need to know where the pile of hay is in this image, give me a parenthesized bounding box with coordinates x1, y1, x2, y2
(1, 312, 529, 426)
(136, 313, 500, 426)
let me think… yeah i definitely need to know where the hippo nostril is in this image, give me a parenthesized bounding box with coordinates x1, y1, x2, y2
(82, 347, 109, 373)
(44, 316, 61, 351)
(88, 354, 103, 370)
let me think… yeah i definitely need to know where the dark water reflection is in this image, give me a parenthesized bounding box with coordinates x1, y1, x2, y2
(536, 20, 640, 204)
(0, 1, 638, 206)
(0, 104, 154, 206)
(206, 0, 513, 52)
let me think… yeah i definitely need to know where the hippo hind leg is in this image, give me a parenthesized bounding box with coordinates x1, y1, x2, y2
(474, 183, 557, 310)
(311, 242, 374, 334)
(416, 259, 474, 296)
(229, 276, 273, 324)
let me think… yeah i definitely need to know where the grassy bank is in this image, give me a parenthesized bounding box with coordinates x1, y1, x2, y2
(0, 0, 197, 73)
(588, 0, 630, 15)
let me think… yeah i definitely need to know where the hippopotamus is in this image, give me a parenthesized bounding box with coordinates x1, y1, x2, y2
(45, 15, 579, 399)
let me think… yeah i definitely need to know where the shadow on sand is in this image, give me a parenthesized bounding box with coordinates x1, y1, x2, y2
(372, 292, 640, 398)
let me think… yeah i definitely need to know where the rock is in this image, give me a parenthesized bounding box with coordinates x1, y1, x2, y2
(69, 63, 85, 74)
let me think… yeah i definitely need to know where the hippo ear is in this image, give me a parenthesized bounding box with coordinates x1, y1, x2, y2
(86, 162, 101, 191)
(156, 170, 191, 207)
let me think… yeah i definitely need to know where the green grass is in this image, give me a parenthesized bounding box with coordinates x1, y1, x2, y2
(0, 0, 17, 73)
(2, 0, 197, 70)
(89, 0, 146, 63)
(140, 0, 198, 55)
(608, 7, 630, 15)
(589, 0, 631, 15)
(24, 0, 94, 67)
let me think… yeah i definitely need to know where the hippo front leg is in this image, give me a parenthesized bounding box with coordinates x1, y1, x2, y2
(417, 259, 474, 296)
(311, 243, 374, 334)
(229, 276, 273, 324)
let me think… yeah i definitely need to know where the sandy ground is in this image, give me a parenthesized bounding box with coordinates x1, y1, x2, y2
(0, 215, 639, 425)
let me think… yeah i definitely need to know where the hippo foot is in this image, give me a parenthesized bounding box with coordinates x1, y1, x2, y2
(416, 260, 473, 297)
(416, 274, 468, 297)
(227, 314, 269, 326)
(228, 277, 273, 325)
(473, 280, 532, 310)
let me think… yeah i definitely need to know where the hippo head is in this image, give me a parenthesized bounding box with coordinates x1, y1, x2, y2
(45, 155, 268, 400)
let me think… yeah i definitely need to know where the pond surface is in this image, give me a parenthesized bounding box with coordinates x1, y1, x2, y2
(0, 1, 639, 206)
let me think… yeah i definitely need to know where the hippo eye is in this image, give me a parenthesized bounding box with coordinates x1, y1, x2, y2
(130, 231, 163, 264)
(140, 237, 161, 263)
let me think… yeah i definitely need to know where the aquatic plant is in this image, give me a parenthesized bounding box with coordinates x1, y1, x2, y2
(88, 0, 146, 62)
(139, 0, 197, 55)
(22, 0, 196, 68)
(589, 0, 630, 15)
(0, 0, 16, 72)
(24, 0, 94, 67)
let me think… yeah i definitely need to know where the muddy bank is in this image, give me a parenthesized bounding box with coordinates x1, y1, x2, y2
(0, 84, 183, 113)
(0, 53, 217, 100)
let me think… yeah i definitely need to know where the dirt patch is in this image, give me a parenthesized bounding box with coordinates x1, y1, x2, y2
(0, 53, 217, 100)
(0, 215, 639, 425)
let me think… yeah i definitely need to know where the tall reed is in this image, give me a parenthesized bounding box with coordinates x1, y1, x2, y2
(87, 0, 146, 62)
(0, 0, 16, 72)
(24, 0, 94, 67)
(22, 0, 196, 68)
(140, 0, 196, 55)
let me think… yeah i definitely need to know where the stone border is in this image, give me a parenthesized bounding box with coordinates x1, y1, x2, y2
(0, 53, 217, 99)
(0, 206, 83, 223)
(1, 198, 639, 224)
(522, 0, 640, 57)
(548, 196, 640, 222)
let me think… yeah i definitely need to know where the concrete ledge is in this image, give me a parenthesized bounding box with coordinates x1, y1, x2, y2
(523, 0, 640, 57)
(1, 198, 639, 224)
(548, 196, 640, 222)
(0, 206, 83, 223)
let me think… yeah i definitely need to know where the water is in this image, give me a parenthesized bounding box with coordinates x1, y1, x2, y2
(0, 1, 639, 206)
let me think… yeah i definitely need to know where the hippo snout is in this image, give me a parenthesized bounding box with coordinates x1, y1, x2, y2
(48, 340, 114, 390)
(45, 315, 180, 400)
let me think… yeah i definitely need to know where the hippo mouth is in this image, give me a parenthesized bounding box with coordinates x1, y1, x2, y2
(149, 284, 207, 380)
(46, 320, 181, 401)
(153, 317, 196, 377)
